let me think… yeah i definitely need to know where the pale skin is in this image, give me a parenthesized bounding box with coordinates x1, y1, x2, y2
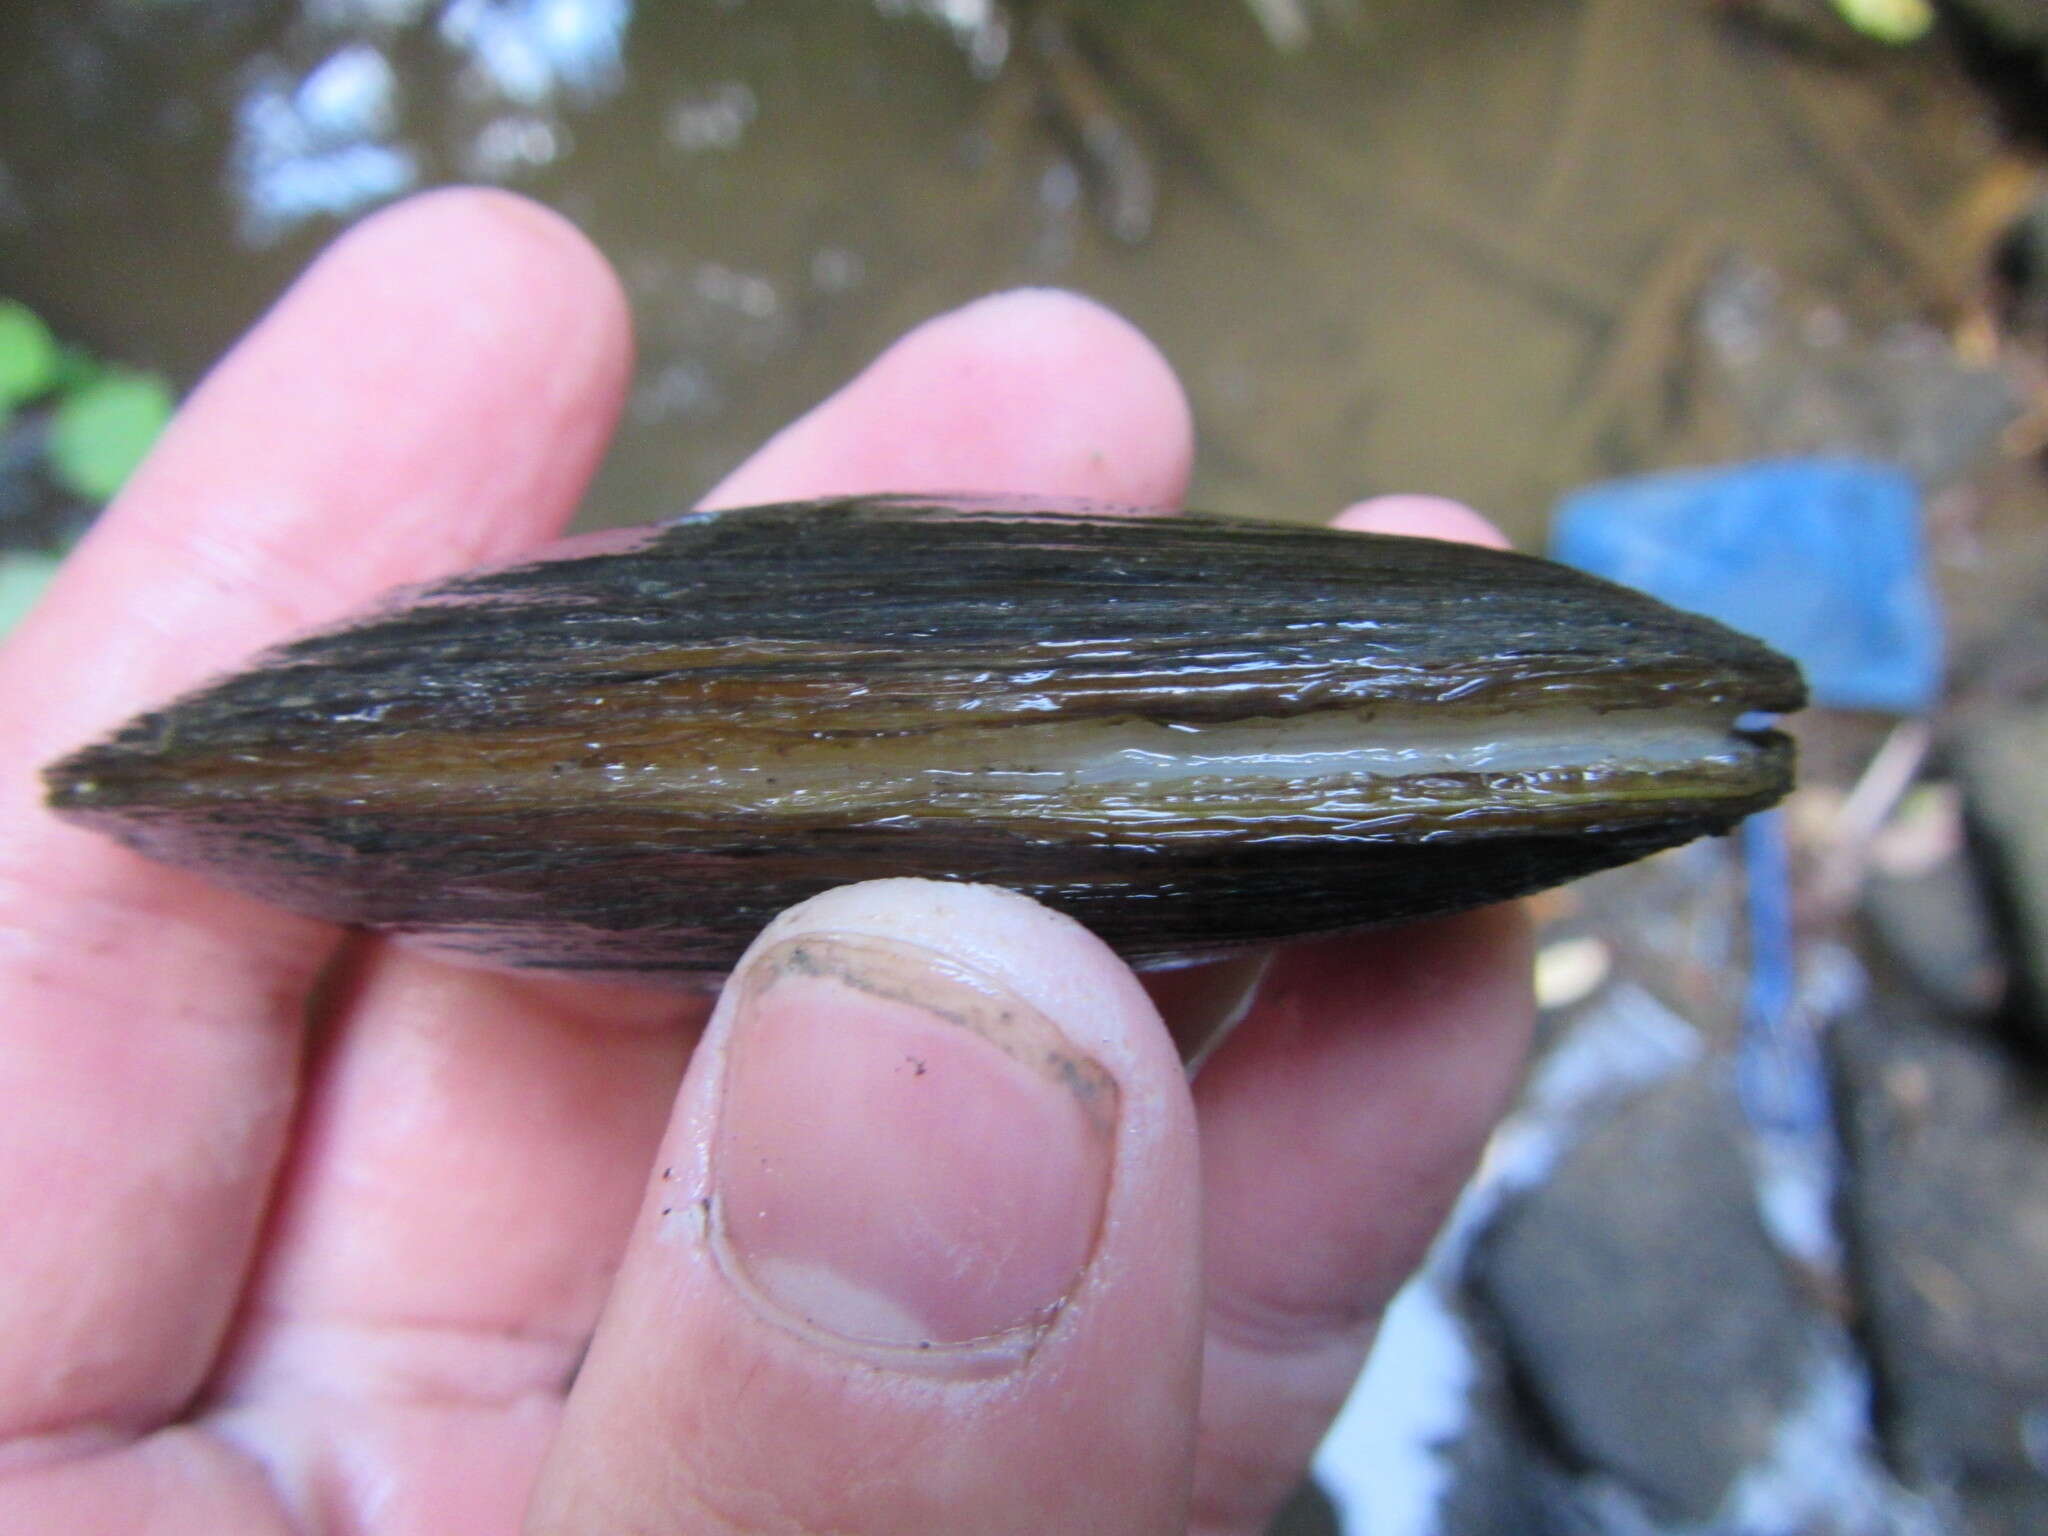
(0, 189, 1533, 1535)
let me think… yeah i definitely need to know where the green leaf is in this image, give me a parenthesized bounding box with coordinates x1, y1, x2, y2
(0, 551, 63, 639)
(0, 301, 59, 409)
(1830, 0, 1935, 44)
(50, 343, 107, 397)
(49, 370, 174, 503)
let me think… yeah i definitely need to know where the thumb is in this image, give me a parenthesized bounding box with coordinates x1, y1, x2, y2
(527, 879, 1204, 1535)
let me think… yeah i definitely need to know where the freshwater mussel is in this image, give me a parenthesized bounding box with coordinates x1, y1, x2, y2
(44, 497, 1804, 978)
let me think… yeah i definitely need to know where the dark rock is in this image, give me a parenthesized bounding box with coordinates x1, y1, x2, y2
(1834, 990, 2048, 1530)
(1945, 0, 2048, 50)
(1430, 1301, 1558, 1536)
(1264, 1477, 1341, 1536)
(1470, 1068, 1815, 1524)
(1861, 844, 2007, 1019)
(1311, 1276, 1555, 1535)
(1957, 702, 2048, 1052)
(1943, 2, 2048, 149)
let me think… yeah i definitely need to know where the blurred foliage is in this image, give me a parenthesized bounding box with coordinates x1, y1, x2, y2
(0, 298, 173, 502)
(0, 302, 61, 419)
(0, 551, 62, 638)
(48, 371, 175, 503)
(1950, 0, 2048, 46)
(0, 299, 176, 636)
(1832, 0, 1937, 42)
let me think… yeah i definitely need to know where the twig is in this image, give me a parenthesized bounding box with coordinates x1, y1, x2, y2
(1032, 11, 1157, 245)
(1759, 53, 1964, 317)
(1093, 12, 1618, 324)
(1524, 0, 1634, 231)
(1812, 717, 1935, 918)
(1556, 222, 1729, 470)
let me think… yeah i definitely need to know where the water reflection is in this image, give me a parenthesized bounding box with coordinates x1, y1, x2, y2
(438, 0, 631, 105)
(0, 0, 1998, 542)
(231, 42, 415, 242)
(226, 0, 635, 243)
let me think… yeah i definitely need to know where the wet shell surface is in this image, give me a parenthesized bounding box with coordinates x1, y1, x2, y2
(44, 497, 1805, 978)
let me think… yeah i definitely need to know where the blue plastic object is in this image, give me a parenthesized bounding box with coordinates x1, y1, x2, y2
(1550, 458, 1941, 714)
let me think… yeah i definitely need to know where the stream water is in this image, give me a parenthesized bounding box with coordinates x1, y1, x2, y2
(0, 0, 2000, 548)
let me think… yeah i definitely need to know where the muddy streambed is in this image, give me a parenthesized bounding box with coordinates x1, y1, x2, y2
(0, 0, 2009, 547)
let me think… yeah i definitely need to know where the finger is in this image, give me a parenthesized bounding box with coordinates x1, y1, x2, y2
(1332, 493, 1514, 548)
(200, 286, 1198, 1522)
(1189, 909, 1534, 1533)
(528, 881, 1203, 1536)
(195, 957, 699, 1535)
(701, 286, 1195, 510)
(0, 188, 631, 1454)
(211, 288, 1197, 1338)
(1184, 496, 1532, 1535)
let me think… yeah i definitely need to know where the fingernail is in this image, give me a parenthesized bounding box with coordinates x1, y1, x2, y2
(710, 933, 1118, 1364)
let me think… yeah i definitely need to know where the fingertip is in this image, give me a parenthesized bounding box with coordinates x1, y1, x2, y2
(1333, 494, 1513, 549)
(533, 879, 1203, 1533)
(260, 186, 634, 422)
(709, 880, 1196, 1372)
(327, 185, 627, 317)
(749, 878, 1175, 1079)
(912, 288, 1193, 478)
(703, 287, 1194, 510)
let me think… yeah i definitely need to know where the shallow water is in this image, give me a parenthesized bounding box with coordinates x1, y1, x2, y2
(0, 1, 1999, 546)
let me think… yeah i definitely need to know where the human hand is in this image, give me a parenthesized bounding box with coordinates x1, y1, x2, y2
(0, 190, 1532, 1535)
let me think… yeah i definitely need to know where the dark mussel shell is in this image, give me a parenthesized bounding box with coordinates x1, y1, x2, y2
(44, 497, 1804, 977)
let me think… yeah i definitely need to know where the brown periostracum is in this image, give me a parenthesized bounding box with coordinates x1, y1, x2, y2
(44, 497, 1804, 978)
